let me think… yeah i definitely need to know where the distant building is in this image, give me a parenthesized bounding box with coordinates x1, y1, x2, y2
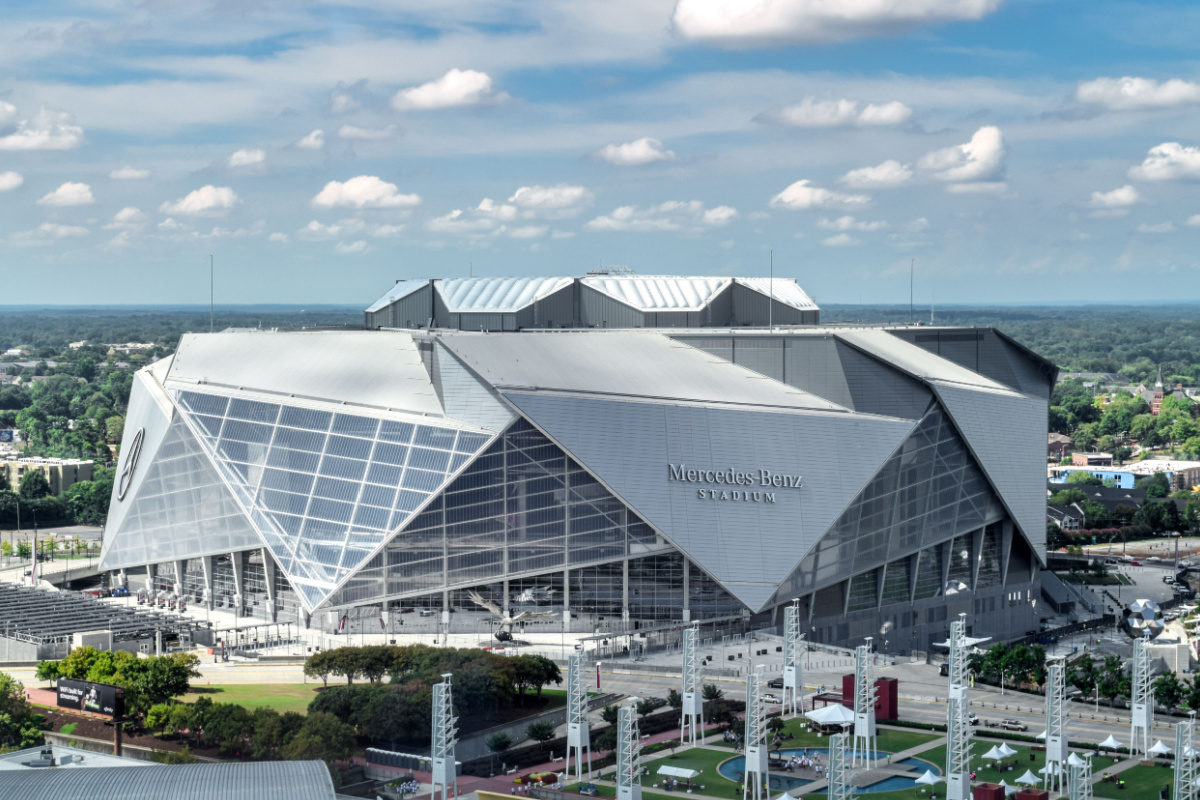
(67, 340, 90, 350)
(1048, 432, 1073, 459)
(1072, 452, 1113, 467)
(1136, 366, 1197, 416)
(0, 457, 94, 495)
(1047, 504, 1083, 531)
(1049, 459, 1200, 491)
(106, 342, 155, 356)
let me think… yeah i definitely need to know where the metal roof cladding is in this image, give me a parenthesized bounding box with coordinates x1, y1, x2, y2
(731, 277, 819, 310)
(437, 276, 574, 312)
(580, 275, 731, 311)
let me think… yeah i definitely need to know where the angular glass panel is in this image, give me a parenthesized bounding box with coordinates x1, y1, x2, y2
(179, 390, 230, 417)
(327, 435, 373, 460)
(379, 420, 414, 444)
(279, 406, 332, 431)
(415, 426, 457, 450)
(332, 414, 379, 438)
(228, 398, 280, 423)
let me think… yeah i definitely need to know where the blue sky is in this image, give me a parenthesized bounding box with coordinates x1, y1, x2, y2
(3, 0, 1200, 306)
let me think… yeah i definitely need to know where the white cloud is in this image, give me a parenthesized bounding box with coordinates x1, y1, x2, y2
(103, 207, 146, 229)
(585, 200, 738, 232)
(1076, 77, 1200, 111)
(16, 222, 90, 240)
(427, 209, 497, 234)
(671, 0, 1002, 45)
(0, 171, 22, 192)
(596, 137, 677, 166)
(228, 148, 265, 167)
(0, 109, 84, 151)
(159, 185, 239, 215)
(509, 225, 549, 239)
(1188, 214, 1200, 228)
(337, 125, 397, 141)
(298, 219, 366, 240)
(373, 224, 406, 237)
(508, 184, 593, 218)
(1087, 184, 1141, 218)
(918, 126, 1005, 183)
(110, 165, 150, 180)
(296, 129, 325, 150)
(311, 176, 421, 209)
(907, 218, 930, 232)
(818, 216, 888, 231)
(391, 69, 508, 111)
(38, 182, 94, 207)
(770, 179, 869, 210)
(158, 218, 183, 230)
(945, 181, 1007, 194)
(551, 230, 576, 239)
(330, 92, 359, 115)
(758, 98, 912, 127)
(1128, 143, 1200, 181)
(821, 233, 861, 247)
(335, 240, 369, 254)
(0, 101, 14, 123)
(1137, 222, 1175, 234)
(268, 232, 290, 243)
(108, 231, 133, 247)
(840, 160, 912, 189)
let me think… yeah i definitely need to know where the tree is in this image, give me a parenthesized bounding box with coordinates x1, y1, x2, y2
(35, 660, 60, 687)
(146, 703, 172, 736)
(1185, 674, 1200, 711)
(74, 358, 97, 381)
(600, 704, 620, 726)
(510, 654, 563, 698)
(0, 672, 44, 749)
(282, 711, 355, 766)
(1155, 672, 1184, 710)
(486, 731, 513, 753)
(526, 721, 557, 743)
(203, 702, 254, 754)
(356, 645, 393, 684)
(766, 716, 786, 739)
(702, 683, 724, 701)
(305, 651, 333, 688)
(667, 688, 683, 710)
(1066, 657, 1097, 699)
(19, 470, 51, 499)
(251, 708, 305, 760)
(636, 698, 656, 719)
(1098, 656, 1126, 705)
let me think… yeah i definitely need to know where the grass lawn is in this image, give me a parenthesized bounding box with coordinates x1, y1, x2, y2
(1094, 765, 1174, 800)
(711, 722, 941, 754)
(181, 683, 319, 715)
(565, 782, 682, 800)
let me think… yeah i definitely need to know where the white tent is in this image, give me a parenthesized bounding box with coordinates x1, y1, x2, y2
(805, 704, 855, 725)
(983, 746, 1005, 761)
(1035, 730, 1047, 740)
(915, 771, 943, 786)
(1067, 753, 1086, 767)
(658, 766, 701, 779)
(1149, 740, 1173, 756)
(1099, 735, 1123, 750)
(997, 744, 1019, 758)
(1016, 771, 1041, 786)
(999, 781, 1018, 796)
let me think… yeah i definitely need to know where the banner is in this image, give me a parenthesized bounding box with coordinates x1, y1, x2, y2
(57, 678, 125, 718)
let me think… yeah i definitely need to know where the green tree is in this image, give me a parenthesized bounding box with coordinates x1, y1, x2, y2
(1155, 671, 1184, 709)
(667, 688, 683, 710)
(1185, 674, 1200, 711)
(35, 660, 60, 686)
(19, 470, 51, 499)
(146, 703, 172, 736)
(149, 746, 199, 764)
(702, 683, 724, 701)
(526, 721, 557, 743)
(509, 654, 562, 698)
(600, 704, 620, 726)
(304, 651, 333, 688)
(203, 703, 254, 754)
(251, 707, 305, 760)
(1066, 657, 1097, 699)
(281, 711, 355, 766)
(636, 698, 656, 718)
(767, 716, 786, 739)
(0, 671, 44, 749)
(1098, 656, 1126, 705)
(74, 358, 97, 381)
(485, 731, 513, 753)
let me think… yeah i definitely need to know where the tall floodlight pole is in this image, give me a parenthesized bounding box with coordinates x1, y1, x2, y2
(1175, 717, 1198, 800)
(827, 730, 853, 800)
(1045, 659, 1068, 794)
(946, 618, 972, 800)
(1068, 755, 1092, 800)
(1131, 631, 1153, 757)
(210, 253, 214, 333)
(743, 671, 768, 800)
(616, 703, 643, 800)
(783, 601, 804, 716)
(681, 625, 704, 747)
(851, 639, 877, 767)
(431, 674, 458, 800)
(566, 652, 591, 785)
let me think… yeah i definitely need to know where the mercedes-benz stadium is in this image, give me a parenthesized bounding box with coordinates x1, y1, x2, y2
(100, 275, 1052, 653)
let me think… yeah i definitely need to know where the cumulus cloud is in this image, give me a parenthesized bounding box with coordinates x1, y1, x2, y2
(671, 0, 1002, 45)
(298, 219, 367, 240)
(15, 222, 90, 240)
(158, 218, 183, 230)
(0, 101, 14, 123)
(110, 165, 150, 180)
(509, 225, 550, 239)
(757, 98, 912, 127)
(508, 184, 593, 217)
(311, 176, 421, 209)
(1076, 77, 1200, 111)
(103, 207, 146, 229)
(0, 109, 84, 151)
(427, 209, 498, 234)
(268, 232, 290, 243)
(840, 160, 912, 189)
(0, 171, 22, 192)
(38, 182, 94, 206)
(296, 129, 325, 150)
(1137, 222, 1175, 234)
(228, 148, 265, 167)
(392, 69, 508, 111)
(335, 240, 369, 254)
(159, 185, 239, 215)
(818, 216, 888, 231)
(821, 233, 861, 247)
(1087, 184, 1142, 218)
(944, 181, 1007, 194)
(338, 125, 398, 141)
(595, 137, 677, 166)
(584, 200, 738, 232)
(1188, 214, 1200, 228)
(770, 179, 869, 210)
(1128, 143, 1200, 181)
(918, 125, 1005, 187)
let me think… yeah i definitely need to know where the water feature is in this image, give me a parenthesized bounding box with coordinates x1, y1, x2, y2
(716, 749, 942, 794)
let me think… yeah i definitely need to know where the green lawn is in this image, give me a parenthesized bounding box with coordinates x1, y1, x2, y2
(1094, 765, 1174, 800)
(565, 782, 684, 800)
(181, 683, 319, 715)
(711, 723, 941, 754)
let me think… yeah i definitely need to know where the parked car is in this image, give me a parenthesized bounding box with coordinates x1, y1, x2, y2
(649, 697, 668, 709)
(111, 587, 130, 597)
(1164, 576, 1177, 584)
(1130, 561, 1142, 566)
(939, 663, 950, 676)
(968, 712, 979, 726)
(760, 694, 783, 705)
(1000, 719, 1028, 731)
(768, 677, 785, 689)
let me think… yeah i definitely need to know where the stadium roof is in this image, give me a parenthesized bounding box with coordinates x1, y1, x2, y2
(438, 276, 573, 312)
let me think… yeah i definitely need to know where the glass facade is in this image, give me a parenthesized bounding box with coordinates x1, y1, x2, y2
(175, 390, 492, 608)
(881, 558, 911, 606)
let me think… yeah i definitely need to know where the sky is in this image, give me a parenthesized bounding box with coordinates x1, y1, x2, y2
(3, 0, 1200, 307)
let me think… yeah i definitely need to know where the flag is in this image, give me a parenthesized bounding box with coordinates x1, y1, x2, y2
(338, 615, 347, 632)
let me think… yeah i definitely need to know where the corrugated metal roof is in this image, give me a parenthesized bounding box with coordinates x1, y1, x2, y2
(833, 328, 1011, 391)
(0, 744, 149, 771)
(366, 279, 429, 313)
(164, 330, 443, 416)
(440, 331, 847, 412)
(0, 760, 336, 800)
(733, 277, 818, 310)
(580, 276, 731, 311)
(437, 277, 573, 313)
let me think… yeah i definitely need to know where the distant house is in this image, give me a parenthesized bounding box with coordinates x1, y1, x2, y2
(1049, 432, 1073, 459)
(1137, 366, 1198, 416)
(1072, 452, 1113, 467)
(1048, 503, 1084, 531)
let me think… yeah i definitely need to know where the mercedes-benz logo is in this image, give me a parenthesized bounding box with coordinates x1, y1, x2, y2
(116, 427, 146, 501)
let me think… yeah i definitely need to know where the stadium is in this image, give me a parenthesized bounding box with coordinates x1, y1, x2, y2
(100, 275, 1052, 653)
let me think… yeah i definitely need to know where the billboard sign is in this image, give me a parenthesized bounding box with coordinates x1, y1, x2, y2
(0, 429, 12, 442)
(57, 678, 125, 718)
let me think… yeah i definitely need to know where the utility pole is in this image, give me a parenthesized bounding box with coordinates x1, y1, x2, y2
(768, 249, 774, 331)
(210, 253, 215, 333)
(909, 258, 914, 324)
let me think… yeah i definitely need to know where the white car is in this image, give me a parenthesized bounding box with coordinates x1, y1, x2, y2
(760, 694, 783, 704)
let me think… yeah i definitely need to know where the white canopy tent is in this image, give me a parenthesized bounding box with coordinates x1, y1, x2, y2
(1149, 741, 1173, 756)
(658, 767, 701, 779)
(915, 771, 943, 786)
(1099, 735, 1123, 750)
(805, 704, 856, 725)
(1067, 753, 1087, 767)
(1016, 771, 1041, 786)
(999, 781, 1018, 796)
(997, 744, 1019, 758)
(983, 746, 1005, 761)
